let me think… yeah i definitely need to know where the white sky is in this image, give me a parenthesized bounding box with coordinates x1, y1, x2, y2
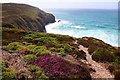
(0, 0, 119, 9)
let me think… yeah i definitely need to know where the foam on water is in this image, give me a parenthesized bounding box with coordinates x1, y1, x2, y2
(45, 19, 118, 47)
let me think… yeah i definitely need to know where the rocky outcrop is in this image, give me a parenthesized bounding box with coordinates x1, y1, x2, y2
(1, 3, 55, 32)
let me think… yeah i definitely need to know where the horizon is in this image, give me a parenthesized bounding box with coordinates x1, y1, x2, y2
(1, 0, 119, 10)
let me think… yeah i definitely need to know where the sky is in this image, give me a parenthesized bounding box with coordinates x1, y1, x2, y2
(0, 0, 119, 9)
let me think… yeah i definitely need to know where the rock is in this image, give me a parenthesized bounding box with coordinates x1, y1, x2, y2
(1, 3, 55, 32)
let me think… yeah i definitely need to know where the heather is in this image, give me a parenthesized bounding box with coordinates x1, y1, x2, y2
(33, 55, 91, 79)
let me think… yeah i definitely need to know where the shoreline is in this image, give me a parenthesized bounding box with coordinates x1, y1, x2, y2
(45, 21, 119, 48)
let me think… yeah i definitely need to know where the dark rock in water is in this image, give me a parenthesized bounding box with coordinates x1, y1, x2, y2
(1, 3, 55, 32)
(58, 20, 61, 22)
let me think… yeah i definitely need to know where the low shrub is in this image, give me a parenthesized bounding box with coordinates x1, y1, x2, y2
(33, 46, 51, 56)
(26, 45, 36, 50)
(33, 37, 58, 45)
(115, 57, 120, 64)
(28, 65, 41, 72)
(28, 65, 48, 79)
(92, 48, 115, 62)
(49, 47, 57, 52)
(22, 42, 32, 46)
(2, 68, 16, 80)
(33, 55, 91, 79)
(23, 54, 37, 63)
(59, 44, 73, 53)
(6, 42, 25, 53)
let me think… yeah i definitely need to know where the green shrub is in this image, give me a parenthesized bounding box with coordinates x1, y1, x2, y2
(40, 50, 51, 55)
(28, 65, 40, 72)
(92, 48, 115, 62)
(60, 44, 73, 53)
(49, 47, 57, 52)
(2, 68, 16, 80)
(6, 42, 25, 53)
(23, 36, 32, 41)
(23, 54, 37, 63)
(33, 46, 51, 56)
(57, 48, 65, 53)
(33, 37, 58, 45)
(26, 45, 36, 50)
(28, 65, 48, 79)
(115, 57, 120, 64)
(22, 42, 32, 46)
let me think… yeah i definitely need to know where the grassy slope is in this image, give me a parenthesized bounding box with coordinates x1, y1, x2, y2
(2, 27, 120, 79)
(1, 3, 55, 32)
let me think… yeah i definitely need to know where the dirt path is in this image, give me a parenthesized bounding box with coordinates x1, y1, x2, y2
(78, 45, 114, 79)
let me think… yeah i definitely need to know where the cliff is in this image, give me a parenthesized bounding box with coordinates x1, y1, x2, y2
(1, 3, 55, 32)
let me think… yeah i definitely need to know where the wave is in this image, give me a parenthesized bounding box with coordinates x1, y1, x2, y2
(45, 19, 118, 47)
(65, 26, 86, 29)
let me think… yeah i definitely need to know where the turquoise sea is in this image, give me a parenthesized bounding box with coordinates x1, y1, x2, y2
(45, 9, 118, 47)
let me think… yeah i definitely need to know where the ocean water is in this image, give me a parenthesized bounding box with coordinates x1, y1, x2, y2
(45, 9, 118, 47)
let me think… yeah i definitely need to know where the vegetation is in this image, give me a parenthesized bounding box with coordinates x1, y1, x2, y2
(23, 54, 37, 63)
(107, 63, 120, 80)
(33, 55, 91, 79)
(1, 60, 16, 80)
(2, 27, 119, 79)
(33, 46, 51, 56)
(5, 42, 25, 53)
(28, 65, 48, 79)
(92, 48, 115, 62)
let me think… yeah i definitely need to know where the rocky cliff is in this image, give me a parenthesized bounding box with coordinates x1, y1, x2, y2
(1, 3, 55, 32)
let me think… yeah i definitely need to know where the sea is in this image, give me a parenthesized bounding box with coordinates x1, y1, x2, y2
(45, 9, 118, 47)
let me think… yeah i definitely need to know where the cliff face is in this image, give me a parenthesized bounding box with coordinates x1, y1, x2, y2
(1, 3, 55, 32)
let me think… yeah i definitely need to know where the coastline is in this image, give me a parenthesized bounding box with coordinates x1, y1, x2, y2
(45, 20, 119, 48)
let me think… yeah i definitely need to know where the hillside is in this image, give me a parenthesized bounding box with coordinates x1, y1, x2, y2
(1, 3, 120, 80)
(1, 3, 55, 32)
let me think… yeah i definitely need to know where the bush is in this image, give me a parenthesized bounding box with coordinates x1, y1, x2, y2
(92, 48, 115, 62)
(28, 65, 40, 72)
(22, 42, 32, 46)
(33, 55, 91, 79)
(2, 68, 16, 80)
(6, 42, 25, 53)
(60, 44, 73, 53)
(28, 65, 48, 79)
(33, 46, 51, 56)
(49, 47, 57, 52)
(26, 45, 36, 50)
(33, 37, 58, 45)
(114, 70, 120, 80)
(115, 57, 120, 64)
(23, 54, 37, 63)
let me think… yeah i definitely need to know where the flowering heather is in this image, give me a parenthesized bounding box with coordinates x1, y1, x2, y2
(33, 55, 91, 79)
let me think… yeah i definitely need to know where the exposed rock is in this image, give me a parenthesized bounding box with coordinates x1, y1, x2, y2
(1, 3, 55, 32)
